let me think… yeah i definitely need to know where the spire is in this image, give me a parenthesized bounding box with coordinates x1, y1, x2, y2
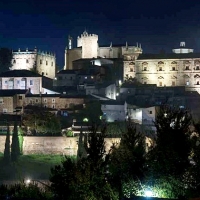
(68, 35, 73, 49)
(126, 41, 128, 49)
(110, 42, 112, 48)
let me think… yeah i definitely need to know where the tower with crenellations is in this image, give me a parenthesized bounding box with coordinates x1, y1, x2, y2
(11, 47, 56, 79)
(77, 30, 98, 58)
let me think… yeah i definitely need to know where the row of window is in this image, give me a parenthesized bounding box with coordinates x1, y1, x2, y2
(142, 61, 200, 65)
(29, 98, 56, 103)
(4, 80, 34, 85)
(141, 66, 200, 71)
(142, 81, 200, 86)
(13, 59, 54, 66)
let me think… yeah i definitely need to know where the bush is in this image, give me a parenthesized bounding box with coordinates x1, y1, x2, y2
(65, 130, 74, 137)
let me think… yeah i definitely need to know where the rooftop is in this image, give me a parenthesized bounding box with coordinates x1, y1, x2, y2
(0, 70, 42, 77)
(137, 53, 200, 60)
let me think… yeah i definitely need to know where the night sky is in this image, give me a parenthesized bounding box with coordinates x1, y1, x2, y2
(0, 0, 200, 68)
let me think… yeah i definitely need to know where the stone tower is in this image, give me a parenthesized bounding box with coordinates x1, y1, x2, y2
(77, 30, 98, 58)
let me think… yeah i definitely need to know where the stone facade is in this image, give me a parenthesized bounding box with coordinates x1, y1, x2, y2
(25, 94, 85, 110)
(0, 90, 27, 114)
(135, 56, 200, 93)
(64, 31, 142, 70)
(0, 136, 121, 156)
(12, 48, 56, 79)
(0, 77, 42, 94)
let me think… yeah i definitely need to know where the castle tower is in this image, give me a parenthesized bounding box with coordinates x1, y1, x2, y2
(77, 30, 98, 58)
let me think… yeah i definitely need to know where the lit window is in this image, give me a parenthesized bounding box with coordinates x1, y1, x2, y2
(186, 81, 189, 86)
(85, 76, 87, 79)
(3, 109, 7, 113)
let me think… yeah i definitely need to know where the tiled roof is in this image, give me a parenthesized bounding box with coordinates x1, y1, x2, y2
(0, 70, 41, 77)
(57, 70, 79, 74)
(137, 53, 200, 60)
(0, 89, 28, 96)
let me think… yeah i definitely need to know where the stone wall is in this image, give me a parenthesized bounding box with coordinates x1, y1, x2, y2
(0, 136, 120, 156)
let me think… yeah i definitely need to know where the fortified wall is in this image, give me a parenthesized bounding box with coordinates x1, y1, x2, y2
(0, 136, 120, 156)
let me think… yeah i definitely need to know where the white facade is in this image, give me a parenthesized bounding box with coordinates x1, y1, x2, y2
(101, 103, 126, 122)
(11, 48, 56, 79)
(64, 31, 142, 69)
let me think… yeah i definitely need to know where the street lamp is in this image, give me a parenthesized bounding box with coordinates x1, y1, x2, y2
(25, 178, 51, 189)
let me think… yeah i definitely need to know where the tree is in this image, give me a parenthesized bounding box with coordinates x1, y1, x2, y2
(50, 124, 118, 199)
(79, 100, 102, 123)
(22, 106, 61, 135)
(110, 121, 146, 198)
(0, 48, 13, 73)
(146, 106, 192, 198)
(3, 123, 10, 164)
(11, 120, 20, 162)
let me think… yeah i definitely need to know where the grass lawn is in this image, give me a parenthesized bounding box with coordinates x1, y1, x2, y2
(0, 154, 74, 181)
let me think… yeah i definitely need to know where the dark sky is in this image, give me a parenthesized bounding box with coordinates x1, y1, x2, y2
(0, 0, 200, 68)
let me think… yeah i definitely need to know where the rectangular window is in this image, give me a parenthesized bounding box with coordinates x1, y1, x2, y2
(26, 59, 29, 63)
(44, 99, 47, 103)
(172, 81, 175, 86)
(185, 66, 189, 70)
(159, 67, 162, 71)
(144, 67, 147, 71)
(149, 111, 152, 114)
(52, 104, 55, 109)
(130, 68, 133, 72)
(35, 99, 38, 103)
(5, 81, 7, 84)
(186, 81, 189, 86)
(3, 109, 7, 113)
(172, 67, 175, 71)
(40, 60, 42, 64)
(51, 62, 53, 66)
(159, 82, 162, 86)
(46, 61, 48, 65)
(30, 80, 33, 85)
(17, 80, 20, 84)
(0, 99, 3, 104)
(18, 96, 22, 100)
(52, 99, 55, 103)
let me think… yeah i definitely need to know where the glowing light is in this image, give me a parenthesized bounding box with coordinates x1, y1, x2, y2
(144, 189, 153, 197)
(83, 118, 89, 122)
(25, 179, 31, 184)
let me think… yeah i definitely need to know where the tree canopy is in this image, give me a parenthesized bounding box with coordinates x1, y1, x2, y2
(0, 48, 13, 73)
